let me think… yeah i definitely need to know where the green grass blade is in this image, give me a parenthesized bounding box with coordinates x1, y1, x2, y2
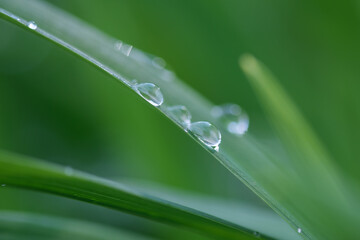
(124, 180, 301, 240)
(0, 0, 301, 236)
(0, 211, 152, 240)
(0, 150, 273, 240)
(240, 55, 360, 240)
(1, 0, 358, 239)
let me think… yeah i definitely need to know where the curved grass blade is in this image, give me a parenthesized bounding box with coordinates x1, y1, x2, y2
(124, 180, 301, 240)
(0, 150, 274, 240)
(0, 0, 355, 239)
(240, 55, 360, 240)
(0, 211, 152, 240)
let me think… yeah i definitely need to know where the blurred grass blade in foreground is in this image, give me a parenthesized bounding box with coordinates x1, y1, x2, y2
(1, 0, 359, 239)
(0, 150, 275, 240)
(240, 55, 360, 240)
(0, 211, 152, 240)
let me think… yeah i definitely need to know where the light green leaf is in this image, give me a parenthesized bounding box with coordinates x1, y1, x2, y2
(0, 150, 274, 240)
(124, 180, 301, 240)
(240, 54, 360, 240)
(1, 0, 357, 239)
(0, 211, 152, 240)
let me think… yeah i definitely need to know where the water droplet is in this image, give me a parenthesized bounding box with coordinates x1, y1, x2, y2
(189, 121, 221, 150)
(27, 21, 37, 30)
(122, 44, 133, 56)
(114, 40, 123, 50)
(1, 184, 6, 187)
(167, 105, 192, 128)
(297, 228, 302, 234)
(114, 40, 133, 56)
(152, 57, 166, 69)
(64, 166, 74, 176)
(253, 231, 260, 237)
(211, 103, 249, 135)
(134, 83, 164, 107)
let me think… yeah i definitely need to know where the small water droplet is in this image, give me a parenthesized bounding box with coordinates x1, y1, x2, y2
(253, 231, 260, 237)
(64, 166, 74, 176)
(114, 40, 123, 50)
(152, 57, 166, 69)
(122, 44, 133, 56)
(27, 21, 37, 30)
(134, 83, 164, 107)
(189, 121, 221, 150)
(211, 103, 249, 135)
(297, 228, 302, 234)
(1, 184, 6, 187)
(167, 105, 192, 128)
(114, 41, 133, 56)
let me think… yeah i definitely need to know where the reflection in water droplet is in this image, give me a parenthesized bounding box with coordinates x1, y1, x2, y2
(152, 57, 166, 69)
(64, 166, 74, 176)
(122, 44, 133, 56)
(114, 40, 123, 50)
(27, 21, 37, 30)
(189, 121, 221, 150)
(134, 83, 164, 107)
(114, 40, 133, 56)
(297, 228, 302, 234)
(211, 103, 249, 135)
(167, 105, 192, 129)
(1, 184, 6, 187)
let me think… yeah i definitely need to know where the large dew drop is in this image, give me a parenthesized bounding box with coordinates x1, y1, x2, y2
(211, 103, 249, 135)
(189, 121, 221, 150)
(134, 83, 164, 107)
(167, 105, 192, 129)
(27, 21, 37, 30)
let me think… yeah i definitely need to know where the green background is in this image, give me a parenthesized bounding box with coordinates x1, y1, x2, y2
(0, 0, 359, 239)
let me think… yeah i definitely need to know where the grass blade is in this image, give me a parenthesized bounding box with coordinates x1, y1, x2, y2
(1, 0, 358, 239)
(240, 55, 360, 240)
(0, 150, 274, 240)
(0, 211, 152, 240)
(124, 180, 301, 240)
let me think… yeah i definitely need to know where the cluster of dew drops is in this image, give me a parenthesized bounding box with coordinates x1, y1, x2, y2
(23, 18, 250, 152)
(22, 20, 303, 236)
(111, 41, 250, 152)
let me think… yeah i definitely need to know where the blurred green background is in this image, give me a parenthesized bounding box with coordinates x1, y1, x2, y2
(0, 0, 359, 239)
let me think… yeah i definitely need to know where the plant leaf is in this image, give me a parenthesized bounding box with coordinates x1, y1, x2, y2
(240, 55, 360, 240)
(124, 180, 301, 240)
(0, 210, 152, 240)
(0, 150, 275, 240)
(1, 0, 357, 239)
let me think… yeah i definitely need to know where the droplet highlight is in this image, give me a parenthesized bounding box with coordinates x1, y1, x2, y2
(122, 44, 133, 56)
(114, 40, 123, 50)
(297, 228, 302, 234)
(114, 40, 133, 56)
(211, 103, 249, 135)
(189, 121, 221, 150)
(167, 105, 192, 129)
(1, 184, 6, 187)
(134, 83, 164, 107)
(27, 21, 37, 30)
